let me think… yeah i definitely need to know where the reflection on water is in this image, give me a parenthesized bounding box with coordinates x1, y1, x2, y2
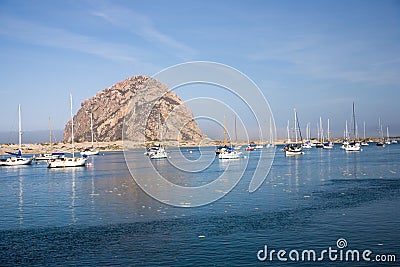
(0, 147, 400, 266)
(19, 171, 23, 225)
(1, 146, 399, 230)
(71, 169, 76, 224)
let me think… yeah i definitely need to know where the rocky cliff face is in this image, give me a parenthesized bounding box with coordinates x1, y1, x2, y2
(63, 75, 206, 144)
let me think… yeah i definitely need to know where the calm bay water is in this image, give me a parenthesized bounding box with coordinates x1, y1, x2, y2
(1, 145, 399, 266)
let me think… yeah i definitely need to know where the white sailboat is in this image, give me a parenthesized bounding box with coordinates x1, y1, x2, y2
(233, 115, 242, 150)
(218, 149, 241, 159)
(255, 144, 264, 149)
(147, 113, 168, 159)
(48, 94, 87, 168)
(34, 117, 65, 161)
(360, 121, 369, 146)
(315, 117, 324, 148)
(376, 117, 385, 147)
(80, 113, 100, 156)
(302, 122, 312, 149)
(385, 126, 391, 145)
(266, 116, 274, 148)
(284, 109, 304, 156)
(341, 120, 350, 149)
(0, 105, 33, 166)
(218, 115, 241, 159)
(343, 102, 361, 152)
(323, 118, 334, 149)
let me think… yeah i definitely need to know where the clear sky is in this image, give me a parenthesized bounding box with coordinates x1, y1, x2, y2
(1, 0, 399, 140)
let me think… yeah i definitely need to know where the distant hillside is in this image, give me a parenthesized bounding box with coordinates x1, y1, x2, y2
(64, 75, 206, 143)
(0, 130, 63, 144)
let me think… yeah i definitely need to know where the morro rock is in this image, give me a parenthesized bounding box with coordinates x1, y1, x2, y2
(63, 75, 206, 145)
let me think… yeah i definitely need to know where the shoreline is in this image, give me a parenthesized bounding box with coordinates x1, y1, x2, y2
(0, 138, 392, 155)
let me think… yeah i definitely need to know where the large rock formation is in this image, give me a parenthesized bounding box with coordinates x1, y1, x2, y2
(63, 75, 206, 145)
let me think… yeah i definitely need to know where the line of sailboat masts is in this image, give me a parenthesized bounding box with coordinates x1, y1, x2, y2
(289, 119, 394, 140)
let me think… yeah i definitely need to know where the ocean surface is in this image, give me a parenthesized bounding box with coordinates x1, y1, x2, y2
(1, 145, 399, 266)
(0, 130, 64, 144)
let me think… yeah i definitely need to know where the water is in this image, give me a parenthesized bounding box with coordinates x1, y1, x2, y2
(1, 145, 399, 266)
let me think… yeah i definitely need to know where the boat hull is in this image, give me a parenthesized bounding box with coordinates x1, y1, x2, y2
(0, 157, 33, 166)
(343, 142, 361, 152)
(47, 157, 87, 168)
(285, 150, 304, 156)
(80, 150, 99, 156)
(149, 149, 168, 159)
(218, 151, 241, 159)
(284, 144, 304, 156)
(149, 153, 168, 159)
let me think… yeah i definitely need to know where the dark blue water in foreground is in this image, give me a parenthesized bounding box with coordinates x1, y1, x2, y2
(1, 145, 399, 266)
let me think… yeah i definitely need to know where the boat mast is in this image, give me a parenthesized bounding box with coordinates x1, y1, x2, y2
(223, 115, 227, 145)
(327, 119, 330, 142)
(305, 123, 308, 140)
(352, 102, 356, 141)
(48, 116, 53, 152)
(319, 117, 324, 143)
(269, 116, 273, 145)
(294, 109, 298, 143)
(363, 121, 366, 140)
(387, 126, 390, 141)
(295, 109, 303, 142)
(234, 115, 237, 144)
(378, 117, 384, 141)
(90, 113, 94, 148)
(287, 120, 291, 143)
(18, 104, 22, 152)
(70, 94, 75, 158)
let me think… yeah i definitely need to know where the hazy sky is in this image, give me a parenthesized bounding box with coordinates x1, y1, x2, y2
(1, 0, 399, 140)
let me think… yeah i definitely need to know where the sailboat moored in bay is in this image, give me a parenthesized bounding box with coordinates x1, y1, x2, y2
(343, 102, 361, 152)
(0, 105, 33, 166)
(48, 94, 87, 168)
(284, 109, 304, 156)
(80, 113, 100, 156)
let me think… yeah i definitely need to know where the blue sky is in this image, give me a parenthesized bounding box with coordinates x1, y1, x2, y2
(0, 0, 399, 140)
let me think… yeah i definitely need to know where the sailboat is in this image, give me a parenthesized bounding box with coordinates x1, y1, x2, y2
(218, 143, 241, 159)
(233, 115, 242, 150)
(302, 122, 312, 149)
(218, 115, 241, 159)
(147, 113, 168, 159)
(0, 105, 33, 166)
(80, 113, 100, 156)
(148, 145, 168, 159)
(266, 116, 274, 148)
(376, 117, 385, 147)
(47, 94, 87, 168)
(284, 109, 304, 156)
(360, 121, 369, 146)
(315, 117, 324, 148)
(385, 126, 392, 145)
(323, 118, 334, 149)
(34, 117, 65, 161)
(343, 102, 361, 152)
(341, 120, 350, 149)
